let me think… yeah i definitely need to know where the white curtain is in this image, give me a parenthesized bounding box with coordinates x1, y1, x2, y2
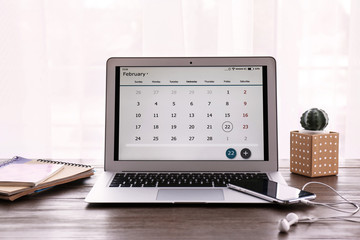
(0, 0, 359, 161)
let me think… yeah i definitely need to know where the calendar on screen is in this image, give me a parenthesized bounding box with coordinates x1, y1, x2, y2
(116, 66, 267, 161)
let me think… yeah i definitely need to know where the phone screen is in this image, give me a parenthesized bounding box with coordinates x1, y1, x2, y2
(229, 179, 316, 203)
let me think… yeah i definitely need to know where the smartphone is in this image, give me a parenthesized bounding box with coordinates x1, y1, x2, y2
(228, 179, 316, 204)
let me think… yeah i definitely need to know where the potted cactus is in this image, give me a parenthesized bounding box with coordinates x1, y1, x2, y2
(300, 108, 329, 133)
(290, 108, 339, 177)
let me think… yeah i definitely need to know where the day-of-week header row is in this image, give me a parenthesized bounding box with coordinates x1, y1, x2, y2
(125, 79, 253, 85)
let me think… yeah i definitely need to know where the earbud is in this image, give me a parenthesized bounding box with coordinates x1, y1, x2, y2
(278, 213, 299, 233)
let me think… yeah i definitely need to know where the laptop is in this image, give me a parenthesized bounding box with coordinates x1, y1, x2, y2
(85, 56, 286, 203)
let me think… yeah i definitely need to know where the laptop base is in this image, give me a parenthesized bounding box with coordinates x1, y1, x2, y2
(85, 171, 286, 203)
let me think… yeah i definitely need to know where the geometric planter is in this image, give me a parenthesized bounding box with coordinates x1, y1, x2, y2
(290, 130, 339, 177)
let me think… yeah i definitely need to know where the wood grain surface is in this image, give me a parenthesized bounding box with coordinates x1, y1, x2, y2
(1, 159, 360, 239)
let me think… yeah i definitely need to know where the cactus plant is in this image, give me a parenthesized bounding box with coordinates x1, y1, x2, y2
(300, 108, 329, 131)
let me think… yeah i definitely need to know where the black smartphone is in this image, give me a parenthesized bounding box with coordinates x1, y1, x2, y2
(228, 179, 316, 204)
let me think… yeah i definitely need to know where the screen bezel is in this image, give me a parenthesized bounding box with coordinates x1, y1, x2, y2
(105, 57, 278, 172)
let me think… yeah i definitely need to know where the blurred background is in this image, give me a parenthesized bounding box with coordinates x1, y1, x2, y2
(0, 0, 359, 162)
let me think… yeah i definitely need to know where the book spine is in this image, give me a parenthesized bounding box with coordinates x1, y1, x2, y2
(37, 159, 92, 168)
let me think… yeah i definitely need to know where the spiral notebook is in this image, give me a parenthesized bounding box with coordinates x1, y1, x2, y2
(0, 156, 94, 201)
(0, 162, 64, 187)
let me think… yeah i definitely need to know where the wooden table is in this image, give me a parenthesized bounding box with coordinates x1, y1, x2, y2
(1, 159, 360, 239)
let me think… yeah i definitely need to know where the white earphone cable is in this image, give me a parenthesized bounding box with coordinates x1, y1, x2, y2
(299, 181, 360, 222)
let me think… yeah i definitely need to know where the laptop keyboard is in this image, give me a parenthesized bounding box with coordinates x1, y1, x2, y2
(109, 172, 269, 188)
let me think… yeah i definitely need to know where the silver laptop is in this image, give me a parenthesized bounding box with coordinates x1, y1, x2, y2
(85, 57, 286, 203)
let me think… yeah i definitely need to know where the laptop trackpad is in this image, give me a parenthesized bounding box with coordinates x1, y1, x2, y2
(156, 189, 224, 201)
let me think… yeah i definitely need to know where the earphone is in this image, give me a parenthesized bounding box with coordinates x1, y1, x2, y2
(278, 181, 360, 233)
(278, 213, 299, 233)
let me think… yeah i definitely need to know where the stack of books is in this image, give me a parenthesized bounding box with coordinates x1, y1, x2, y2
(0, 156, 94, 201)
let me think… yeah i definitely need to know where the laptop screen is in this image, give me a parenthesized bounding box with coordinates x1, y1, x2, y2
(114, 65, 268, 161)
